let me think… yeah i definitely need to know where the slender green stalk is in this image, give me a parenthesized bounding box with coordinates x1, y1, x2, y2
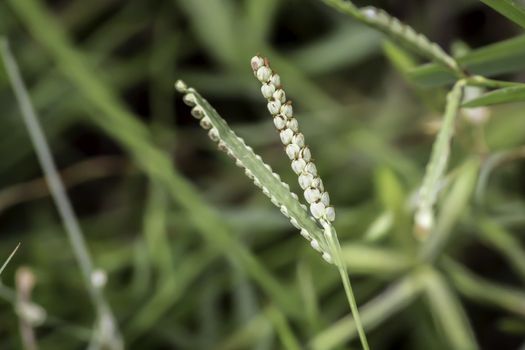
(310, 271, 425, 349)
(415, 80, 465, 237)
(0, 38, 122, 349)
(0, 243, 20, 276)
(324, 224, 369, 350)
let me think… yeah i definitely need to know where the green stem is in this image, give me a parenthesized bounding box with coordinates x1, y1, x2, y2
(325, 225, 370, 350)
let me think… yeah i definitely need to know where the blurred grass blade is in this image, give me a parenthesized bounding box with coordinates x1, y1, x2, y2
(419, 159, 479, 262)
(409, 34, 525, 86)
(290, 24, 381, 75)
(175, 0, 239, 67)
(0, 243, 20, 276)
(0, 37, 122, 349)
(265, 305, 302, 350)
(309, 271, 425, 350)
(480, 0, 525, 29)
(477, 218, 525, 283)
(420, 267, 478, 350)
(463, 85, 525, 107)
(415, 80, 465, 236)
(340, 244, 413, 275)
(7, 0, 301, 317)
(444, 258, 525, 317)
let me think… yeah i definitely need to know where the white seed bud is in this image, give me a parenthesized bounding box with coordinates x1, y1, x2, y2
(270, 73, 281, 87)
(267, 100, 282, 115)
(273, 89, 286, 103)
(256, 66, 272, 82)
(304, 187, 321, 203)
(183, 93, 197, 106)
(310, 177, 323, 191)
(254, 178, 261, 187)
(362, 7, 378, 19)
(299, 173, 314, 189)
(280, 205, 289, 217)
(208, 128, 219, 142)
(286, 143, 300, 160)
(300, 229, 311, 240)
(245, 169, 253, 179)
(291, 158, 306, 174)
(322, 252, 333, 264)
(292, 133, 305, 148)
(217, 141, 228, 152)
(261, 83, 276, 99)
(304, 162, 317, 176)
(280, 128, 294, 145)
(310, 239, 321, 252)
(325, 206, 336, 222)
(175, 80, 187, 92)
(91, 269, 107, 288)
(262, 186, 270, 196)
(273, 115, 286, 130)
(286, 118, 299, 132)
(290, 217, 300, 229)
(235, 159, 243, 167)
(264, 163, 272, 172)
(271, 196, 280, 206)
(191, 106, 204, 119)
(299, 147, 311, 162)
(310, 201, 326, 219)
(200, 116, 212, 129)
(320, 192, 330, 206)
(280, 103, 293, 118)
(415, 209, 433, 231)
(251, 56, 264, 71)
(272, 172, 281, 181)
(291, 192, 299, 200)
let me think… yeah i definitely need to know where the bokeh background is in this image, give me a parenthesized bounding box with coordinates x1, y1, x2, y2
(0, 0, 525, 349)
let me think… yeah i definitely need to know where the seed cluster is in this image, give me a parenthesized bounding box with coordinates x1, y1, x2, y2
(175, 80, 333, 264)
(250, 55, 336, 224)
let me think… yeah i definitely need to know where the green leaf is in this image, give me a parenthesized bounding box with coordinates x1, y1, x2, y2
(463, 85, 525, 107)
(480, 0, 525, 29)
(409, 35, 525, 86)
(420, 267, 479, 350)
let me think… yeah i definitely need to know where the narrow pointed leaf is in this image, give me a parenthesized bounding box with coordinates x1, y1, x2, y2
(463, 85, 525, 107)
(480, 0, 525, 29)
(409, 35, 525, 86)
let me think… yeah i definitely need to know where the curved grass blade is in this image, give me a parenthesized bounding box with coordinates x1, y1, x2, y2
(463, 85, 525, 107)
(309, 271, 425, 350)
(175, 81, 331, 259)
(420, 267, 478, 350)
(409, 34, 525, 86)
(321, 0, 463, 76)
(480, 0, 525, 29)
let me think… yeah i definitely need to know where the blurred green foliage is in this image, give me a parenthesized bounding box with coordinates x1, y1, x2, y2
(0, 0, 524, 349)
